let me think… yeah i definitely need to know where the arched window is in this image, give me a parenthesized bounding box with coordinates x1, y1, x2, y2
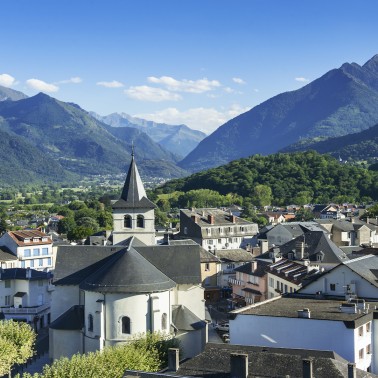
(124, 215, 132, 228)
(137, 215, 144, 228)
(122, 316, 131, 334)
(88, 314, 93, 332)
(161, 313, 167, 331)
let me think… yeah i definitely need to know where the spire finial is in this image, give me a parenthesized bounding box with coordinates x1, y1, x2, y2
(131, 141, 134, 157)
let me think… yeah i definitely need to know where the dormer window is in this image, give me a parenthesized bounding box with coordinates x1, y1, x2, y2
(33, 238, 40, 242)
(42, 237, 48, 242)
(24, 238, 30, 243)
(124, 215, 132, 228)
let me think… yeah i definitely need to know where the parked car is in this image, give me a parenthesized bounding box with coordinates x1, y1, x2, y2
(214, 322, 229, 332)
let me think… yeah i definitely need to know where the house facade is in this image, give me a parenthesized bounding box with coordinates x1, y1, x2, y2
(0, 268, 52, 331)
(179, 208, 258, 252)
(0, 230, 54, 271)
(230, 296, 377, 373)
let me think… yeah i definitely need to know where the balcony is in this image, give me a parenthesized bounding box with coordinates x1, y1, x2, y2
(0, 303, 50, 314)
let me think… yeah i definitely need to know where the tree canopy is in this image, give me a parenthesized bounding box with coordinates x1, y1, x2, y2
(0, 320, 36, 377)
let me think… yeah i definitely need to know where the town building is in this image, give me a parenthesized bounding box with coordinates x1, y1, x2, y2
(0, 267, 52, 331)
(178, 208, 258, 252)
(299, 254, 378, 299)
(0, 230, 54, 271)
(230, 295, 377, 373)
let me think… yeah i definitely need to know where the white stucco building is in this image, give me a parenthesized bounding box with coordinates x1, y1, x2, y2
(0, 267, 52, 331)
(230, 296, 378, 373)
(0, 230, 54, 271)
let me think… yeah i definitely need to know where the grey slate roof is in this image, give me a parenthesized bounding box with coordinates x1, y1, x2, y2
(53, 245, 126, 285)
(278, 231, 346, 264)
(234, 295, 376, 323)
(214, 249, 253, 263)
(0, 246, 17, 261)
(176, 343, 375, 378)
(0, 268, 51, 281)
(172, 305, 207, 331)
(135, 244, 202, 285)
(80, 248, 176, 293)
(234, 260, 270, 277)
(53, 239, 201, 292)
(343, 255, 378, 288)
(49, 305, 84, 330)
(112, 155, 156, 210)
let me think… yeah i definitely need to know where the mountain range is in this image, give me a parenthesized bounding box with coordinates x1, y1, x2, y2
(0, 89, 187, 185)
(179, 54, 378, 171)
(2, 53, 378, 186)
(91, 112, 206, 158)
(281, 122, 378, 161)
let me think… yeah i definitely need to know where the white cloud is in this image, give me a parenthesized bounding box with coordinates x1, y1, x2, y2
(224, 87, 234, 93)
(147, 76, 221, 93)
(0, 73, 16, 87)
(135, 104, 249, 134)
(125, 86, 181, 102)
(26, 78, 59, 93)
(295, 77, 309, 82)
(56, 77, 82, 84)
(96, 80, 124, 88)
(232, 77, 246, 85)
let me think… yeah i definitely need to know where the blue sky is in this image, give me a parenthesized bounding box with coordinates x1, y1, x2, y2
(1, 0, 378, 134)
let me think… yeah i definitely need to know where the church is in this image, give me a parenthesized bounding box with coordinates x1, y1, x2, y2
(49, 153, 207, 360)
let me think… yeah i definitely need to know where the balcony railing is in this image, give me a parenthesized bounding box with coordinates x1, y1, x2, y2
(0, 303, 50, 314)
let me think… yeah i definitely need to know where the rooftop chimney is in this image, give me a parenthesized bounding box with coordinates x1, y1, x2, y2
(297, 308, 311, 318)
(231, 215, 237, 224)
(302, 358, 313, 378)
(251, 260, 257, 273)
(347, 363, 356, 378)
(295, 241, 305, 259)
(168, 348, 180, 371)
(191, 215, 197, 223)
(230, 353, 248, 378)
(208, 214, 215, 225)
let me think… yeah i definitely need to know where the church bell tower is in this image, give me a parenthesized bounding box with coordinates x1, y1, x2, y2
(112, 150, 156, 245)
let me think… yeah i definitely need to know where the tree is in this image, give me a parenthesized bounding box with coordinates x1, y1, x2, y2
(97, 211, 113, 229)
(57, 216, 76, 235)
(252, 184, 272, 208)
(22, 332, 179, 378)
(68, 226, 93, 241)
(0, 320, 36, 377)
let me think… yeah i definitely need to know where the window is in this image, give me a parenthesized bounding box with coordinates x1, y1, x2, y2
(367, 322, 371, 332)
(21, 261, 26, 268)
(284, 284, 288, 293)
(88, 314, 93, 332)
(24, 249, 31, 257)
(359, 326, 364, 336)
(5, 295, 11, 306)
(161, 313, 167, 331)
(124, 215, 132, 228)
(330, 284, 336, 291)
(218, 239, 222, 244)
(39, 259, 43, 267)
(47, 257, 52, 266)
(33, 248, 40, 256)
(137, 215, 144, 228)
(206, 228, 211, 236)
(359, 348, 364, 359)
(122, 316, 131, 334)
(42, 248, 49, 256)
(208, 240, 213, 245)
(4, 280, 11, 288)
(367, 344, 371, 355)
(30, 260, 34, 268)
(269, 277, 274, 288)
(205, 263, 210, 271)
(219, 227, 223, 235)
